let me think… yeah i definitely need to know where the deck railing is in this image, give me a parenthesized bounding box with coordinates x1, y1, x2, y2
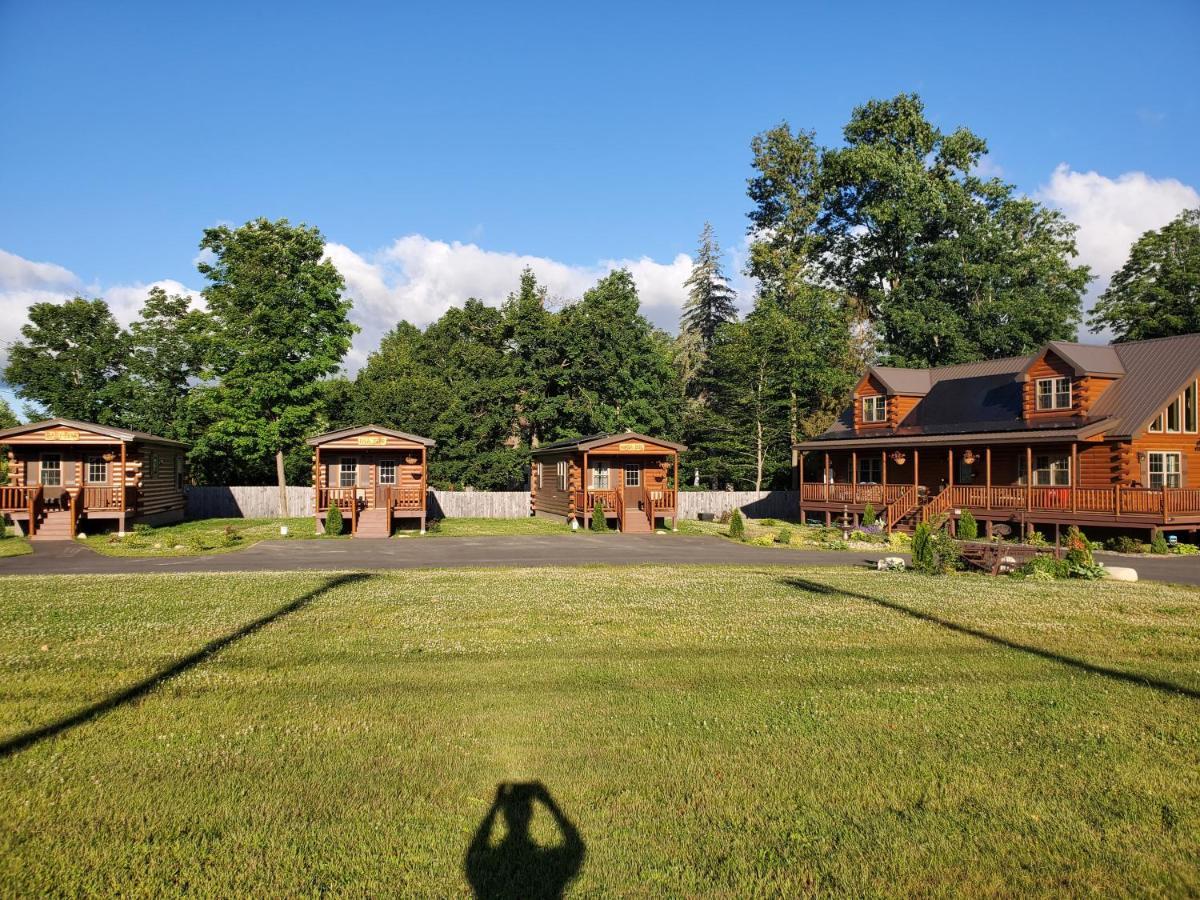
(884, 486, 919, 530)
(801, 483, 920, 505)
(0, 485, 33, 511)
(385, 487, 425, 511)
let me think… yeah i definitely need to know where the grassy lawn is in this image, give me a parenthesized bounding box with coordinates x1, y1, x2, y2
(80, 517, 335, 556)
(0, 535, 31, 558)
(679, 515, 911, 552)
(413, 516, 571, 537)
(1, 567, 1197, 896)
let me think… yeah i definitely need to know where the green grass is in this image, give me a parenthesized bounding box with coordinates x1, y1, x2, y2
(413, 516, 571, 537)
(1, 567, 1198, 896)
(0, 535, 31, 558)
(679, 516, 911, 551)
(80, 517, 333, 556)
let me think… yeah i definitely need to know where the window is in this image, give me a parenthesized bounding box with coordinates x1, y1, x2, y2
(536, 462, 543, 489)
(857, 457, 882, 483)
(39, 454, 62, 487)
(557, 460, 569, 491)
(1148, 380, 1199, 434)
(378, 461, 397, 485)
(590, 462, 609, 489)
(624, 463, 641, 487)
(1187, 382, 1198, 433)
(1166, 396, 1182, 433)
(1148, 452, 1182, 489)
(1036, 377, 1072, 411)
(1033, 454, 1071, 486)
(86, 457, 108, 484)
(339, 457, 358, 488)
(862, 395, 887, 423)
(151, 452, 162, 478)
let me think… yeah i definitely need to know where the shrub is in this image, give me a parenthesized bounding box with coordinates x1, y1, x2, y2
(1015, 555, 1070, 580)
(929, 528, 962, 574)
(133, 523, 154, 536)
(850, 529, 886, 544)
(1105, 535, 1145, 554)
(1150, 531, 1170, 555)
(861, 503, 876, 526)
(326, 504, 344, 537)
(728, 509, 746, 540)
(718, 508, 733, 525)
(958, 509, 978, 541)
(1171, 542, 1199, 555)
(1064, 525, 1104, 579)
(0, 515, 6, 540)
(425, 517, 442, 534)
(912, 522, 934, 572)
(775, 527, 792, 545)
(219, 525, 242, 548)
(1025, 529, 1048, 547)
(591, 500, 609, 532)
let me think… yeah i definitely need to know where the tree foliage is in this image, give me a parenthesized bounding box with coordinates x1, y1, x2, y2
(681, 223, 738, 353)
(1089, 208, 1200, 341)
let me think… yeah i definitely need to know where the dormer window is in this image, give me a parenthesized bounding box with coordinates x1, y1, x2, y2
(1035, 377, 1071, 411)
(1149, 379, 1198, 434)
(862, 395, 887, 424)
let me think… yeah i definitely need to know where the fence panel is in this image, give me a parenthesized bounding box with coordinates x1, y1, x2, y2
(677, 490, 799, 521)
(428, 490, 531, 519)
(185, 486, 315, 519)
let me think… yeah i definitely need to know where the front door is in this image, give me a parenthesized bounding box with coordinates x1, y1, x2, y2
(375, 459, 397, 507)
(620, 459, 644, 514)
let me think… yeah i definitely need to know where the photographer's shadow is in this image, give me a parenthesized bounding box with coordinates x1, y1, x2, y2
(464, 781, 585, 899)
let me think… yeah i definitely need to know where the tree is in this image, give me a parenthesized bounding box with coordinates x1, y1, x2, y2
(680, 223, 738, 354)
(188, 218, 356, 508)
(0, 396, 18, 485)
(121, 287, 210, 439)
(1089, 208, 1200, 341)
(502, 268, 560, 449)
(2, 297, 130, 423)
(815, 94, 1089, 365)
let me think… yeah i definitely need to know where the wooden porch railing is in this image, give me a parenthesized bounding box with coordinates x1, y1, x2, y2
(884, 486, 919, 531)
(317, 487, 361, 533)
(647, 488, 676, 528)
(385, 487, 425, 511)
(28, 485, 44, 537)
(801, 483, 913, 505)
(911, 484, 1200, 522)
(0, 485, 34, 511)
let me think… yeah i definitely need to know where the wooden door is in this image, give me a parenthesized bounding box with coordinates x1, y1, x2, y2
(375, 459, 398, 507)
(620, 458, 645, 511)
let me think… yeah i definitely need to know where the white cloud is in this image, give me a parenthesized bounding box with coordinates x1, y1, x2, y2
(327, 235, 693, 371)
(1038, 164, 1200, 307)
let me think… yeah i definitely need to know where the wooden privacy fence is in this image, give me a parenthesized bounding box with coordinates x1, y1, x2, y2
(186, 487, 801, 521)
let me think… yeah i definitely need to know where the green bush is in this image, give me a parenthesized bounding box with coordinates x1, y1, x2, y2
(133, 523, 154, 536)
(219, 525, 242, 548)
(326, 504, 344, 537)
(775, 527, 792, 545)
(425, 517, 442, 534)
(1150, 531, 1169, 554)
(1171, 542, 1199, 555)
(1105, 535, 1145, 554)
(1015, 555, 1070, 580)
(1064, 525, 1104, 579)
(861, 503, 876, 526)
(912, 522, 934, 572)
(958, 509, 978, 541)
(1025, 529, 1048, 547)
(591, 500, 609, 532)
(728, 509, 745, 541)
(0, 515, 7, 540)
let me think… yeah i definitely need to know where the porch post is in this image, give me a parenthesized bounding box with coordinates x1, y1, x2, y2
(672, 451, 678, 531)
(1071, 443, 1078, 514)
(314, 445, 322, 533)
(914, 449, 919, 489)
(118, 442, 127, 536)
(798, 450, 805, 525)
(851, 450, 858, 504)
(881, 449, 888, 492)
(985, 447, 992, 510)
(420, 447, 427, 534)
(824, 453, 830, 501)
(1026, 446, 1033, 511)
(948, 448, 954, 488)
(582, 450, 589, 530)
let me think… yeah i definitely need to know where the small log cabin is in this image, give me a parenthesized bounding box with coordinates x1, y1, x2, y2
(795, 333, 1200, 540)
(0, 418, 187, 540)
(530, 432, 685, 532)
(308, 425, 435, 537)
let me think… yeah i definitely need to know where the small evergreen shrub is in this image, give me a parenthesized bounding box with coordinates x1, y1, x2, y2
(728, 509, 745, 541)
(958, 509, 978, 541)
(1105, 535, 1145, 554)
(326, 505, 344, 537)
(1150, 531, 1170, 554)
(0, 515, 7, 540)
(775, 527, 792, 545)
(591, 500, 609, 532)
(912, 522, 934, 572)
(861, 503, 876, 526)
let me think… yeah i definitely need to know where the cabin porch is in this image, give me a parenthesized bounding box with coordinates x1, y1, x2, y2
(799, 443, 1200, 539)
(575, 451, 680, 533)
(312, 442, 429, 537)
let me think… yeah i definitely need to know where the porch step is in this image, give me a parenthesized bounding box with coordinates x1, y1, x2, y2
(354, 508, 391, 539)
(31, 509, 74, 541)
(621, 510, 653, 533)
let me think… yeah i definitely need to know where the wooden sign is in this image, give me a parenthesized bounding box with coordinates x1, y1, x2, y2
(357, 435, 388, 446)
(41, 430, 80, 441)
(618, 441, 646, 452)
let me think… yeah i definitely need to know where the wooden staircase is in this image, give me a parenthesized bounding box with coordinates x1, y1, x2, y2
(621, 507, 653, 533)
(354, 507, 391, 539)
(30, 508, 74, 541)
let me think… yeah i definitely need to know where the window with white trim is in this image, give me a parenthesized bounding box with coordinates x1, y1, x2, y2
(557, 460, 569, 491)
(857, 457, 882, 483)
(590, 462, 609, 489)
(378, 460, 397, 485)
(862, 395, 887, 423)
(624, 463, 641, 487)
(339, 457, 358, 488)
(536, 462, 543, 489)
(1036, 377, 1072, 411)
(86, 456, 108, 484)
(1019, 454, 1071, 487)
(1148, 452, 1182, 489)
(39, 453, 62, 487)
(1149, 380, 1198, 434)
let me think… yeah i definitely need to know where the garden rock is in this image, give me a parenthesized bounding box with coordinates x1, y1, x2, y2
(1102, 565, 1138, 582)
(876, 556, 906, 571)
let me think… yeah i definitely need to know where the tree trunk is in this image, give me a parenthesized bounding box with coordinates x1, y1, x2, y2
(276, 450, 289, 517)
(755, 417, 764, 493)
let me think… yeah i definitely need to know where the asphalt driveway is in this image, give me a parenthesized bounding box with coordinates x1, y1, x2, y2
(1, 534, 1198, 585)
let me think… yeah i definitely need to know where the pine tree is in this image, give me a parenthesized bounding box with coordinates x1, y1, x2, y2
(680, 223, 738, 352)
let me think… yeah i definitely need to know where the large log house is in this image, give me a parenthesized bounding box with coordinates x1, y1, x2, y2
(0, 418, 187, 539)
(795, 334, 1200, 541)
(530, 432, 685, 532)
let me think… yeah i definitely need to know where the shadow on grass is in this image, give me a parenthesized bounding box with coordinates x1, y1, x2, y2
(0, 573, 369, 760)
(782, 576, 1200, 701)
(465, 781, 585, 900)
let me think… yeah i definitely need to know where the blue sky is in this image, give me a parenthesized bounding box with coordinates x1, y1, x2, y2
(2, 0, 1199, 412)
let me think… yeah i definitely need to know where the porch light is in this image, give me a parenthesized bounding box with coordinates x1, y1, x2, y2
(962, 449, 977, 465)
(889, 451, 907, 465)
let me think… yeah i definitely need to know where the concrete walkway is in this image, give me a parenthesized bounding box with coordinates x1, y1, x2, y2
(1, 535, 1198, 585)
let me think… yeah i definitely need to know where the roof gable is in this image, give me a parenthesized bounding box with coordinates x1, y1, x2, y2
(0, 417, 185, 447)
(307, 424, 435, 447)
(531, 431, 686, 455)
(1018, 341, 1124, 381)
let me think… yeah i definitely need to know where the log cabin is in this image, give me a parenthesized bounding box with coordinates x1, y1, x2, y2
(0, 418, 187, 540)
(308, 425, 434, 537)
(795, 333, 1200, 541)
(530, 432, 685, 532)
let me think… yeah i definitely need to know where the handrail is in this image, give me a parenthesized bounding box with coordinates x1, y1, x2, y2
(69, 489, 81, 539)
(614, 490, 624, 531)
(884, 486, 919, 531)
(28, 485, 44, 537)
(0, 485, 35, 511)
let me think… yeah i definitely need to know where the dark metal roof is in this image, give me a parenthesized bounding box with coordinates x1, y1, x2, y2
(307, 424, 436, 447)
(802, 333, 1200, 447)
(530, 431, 687, 455)
(0, 417, 187, 447)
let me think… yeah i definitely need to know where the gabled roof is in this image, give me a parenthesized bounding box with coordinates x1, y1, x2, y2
(1018, 340, 1124, 380)
(531, 431, 686, 455)
(0, 417, 187, 447)
(800, 333, 1200, 447)
(307, 424, 435, 447)
(866, 366, 932, 396)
